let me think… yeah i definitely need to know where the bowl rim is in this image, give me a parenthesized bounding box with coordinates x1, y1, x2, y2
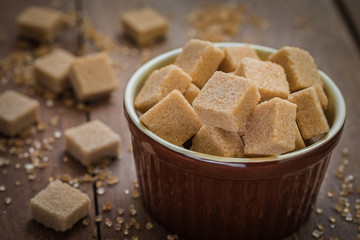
(124, 42, 346, 164)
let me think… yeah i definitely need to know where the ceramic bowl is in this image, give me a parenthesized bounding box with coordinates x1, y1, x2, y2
(124, 43, 346, 240)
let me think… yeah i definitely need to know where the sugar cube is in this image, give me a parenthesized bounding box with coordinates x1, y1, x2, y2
(16, 6, 63, 42)
(70, 52, 118, 101)
(34, 48, 75, 94)
(183, 83, 200, 105)
(134, 64, 191, 113)
(313, 83, 328, 110)
(65, 120, 121, 166)
(288, 86, 329, 140)
(269, 46, 323, 92)
(121, 8, 168, 46)
(175, 39, 224, 88)
(235, 58, 290, 102)
(192, 71, 260, 133)
(294, 123, 306, 151)
(219, 46, 259, 72)
(140, 90, 202, 146)
(30, 180, 90, 232)
(191, 124, 245, 157)
(243, 98, 297, 156)
(0, 90, 39, 136)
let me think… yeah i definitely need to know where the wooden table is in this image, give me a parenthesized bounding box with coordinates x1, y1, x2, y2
(0, 0, 359, 239)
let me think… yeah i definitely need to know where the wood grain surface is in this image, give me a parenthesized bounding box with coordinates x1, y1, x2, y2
(0, 0, 359, 239)
(342, 0, 360, 49)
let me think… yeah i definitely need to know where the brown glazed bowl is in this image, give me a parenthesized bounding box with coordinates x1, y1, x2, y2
(124, 43, 346, 240)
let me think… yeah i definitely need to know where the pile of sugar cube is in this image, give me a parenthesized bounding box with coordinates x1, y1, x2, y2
(0, 6, 126, 232)
(136, 39, 329, 158)
(1, 6, 123, 163)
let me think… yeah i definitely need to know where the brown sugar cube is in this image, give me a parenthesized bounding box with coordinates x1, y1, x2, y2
(294, 123, 306, 151)
(244, 98, 297, 156)
(16, 6, 63, 42)
(121, 8, 168, 46)
(30, 180, 90, 232)
(134, 64, 191, 113)
(191, 124, 245, 157)
(70, 52, 118, 101)
(306, 133, 326, 146)
(140, 90, 202, 146)
(235, 58, 290, 102)
(65, 120, 121, 166)
(219, 46, 259, 73)
(192, 71, 260, 133)
(175, 39, 225, 89)
(313, 83, 328, 110)
(269, 46, 323, 92)
(34, 48, 75, 94)
(288, 86, 329, 140)
(0, 90, 39, 136)
(183, 83, 200, 105)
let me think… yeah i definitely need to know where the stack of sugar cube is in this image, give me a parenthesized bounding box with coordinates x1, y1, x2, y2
(33, 49, 118, 101)
(135, 39, 330, 157)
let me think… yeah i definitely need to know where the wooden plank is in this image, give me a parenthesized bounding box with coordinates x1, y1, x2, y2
(341, 0, 360, 47)
(0, 1, 96, 239)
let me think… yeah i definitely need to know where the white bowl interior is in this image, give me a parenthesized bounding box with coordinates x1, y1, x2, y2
(124, 43, 346, 163)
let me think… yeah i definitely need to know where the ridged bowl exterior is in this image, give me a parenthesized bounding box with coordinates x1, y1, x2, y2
(126, 110, 343, 240)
